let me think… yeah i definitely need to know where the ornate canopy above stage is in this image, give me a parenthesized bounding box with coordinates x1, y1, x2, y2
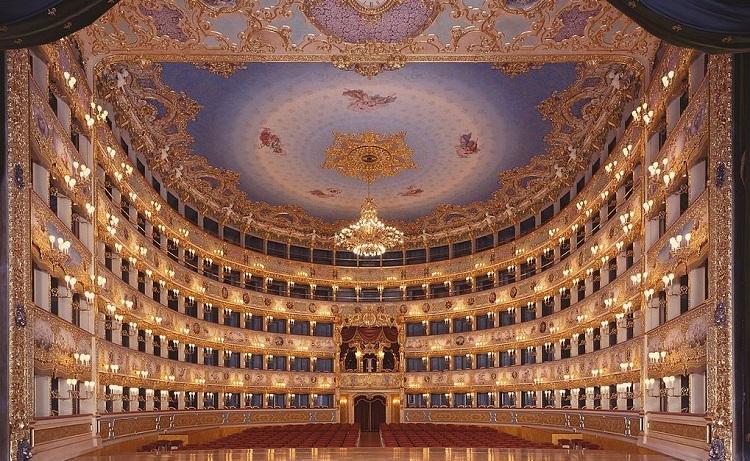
(340, 326, 399, 358)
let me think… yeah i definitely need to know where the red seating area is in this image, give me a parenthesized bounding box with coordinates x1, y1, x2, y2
(184, 423, 359, 449)
(380, 423, 559, 449)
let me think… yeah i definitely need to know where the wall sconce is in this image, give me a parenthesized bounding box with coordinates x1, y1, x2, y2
(73, 352, 91, 366)
(630, 272, 647, 286)
(105, 313, 124, 332)
(89, 101, 109, 123)
(603, 296, 617, 308)
(646, 376, 682, 398)
(648, 161, 662, 178)
(62, 71, 77, 89)
(663, 171, 676, 186)
(49, 235, 72, 254)
(63, 274, 77, 290)
(72, 161, 91, 180)
(669, 233, 692, 251)
(104, 364, 120, 373)
(126, 322, 138, 336)
(63, 174, 77, 189)
(631, 102, 653, 124)
(661, 70, 675, 88)
(135, 370, 149, 379)
(648, 351, 668, 363)
(615, 311, 627, 327)
(167, 340, 180, 352)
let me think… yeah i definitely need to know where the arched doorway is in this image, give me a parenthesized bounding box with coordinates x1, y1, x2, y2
(354, 395, 386, 432)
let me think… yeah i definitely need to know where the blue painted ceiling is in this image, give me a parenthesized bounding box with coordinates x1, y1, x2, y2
(159, 62, 577, 221)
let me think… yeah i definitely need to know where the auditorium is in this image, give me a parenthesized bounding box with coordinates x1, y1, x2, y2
(1, 1, 749, 460)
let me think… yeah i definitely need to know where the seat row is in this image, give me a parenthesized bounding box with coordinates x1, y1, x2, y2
(380, 423, 559, 449)
(183, 423, 359, 449)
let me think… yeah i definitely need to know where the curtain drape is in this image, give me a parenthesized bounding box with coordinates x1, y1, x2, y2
(607, 0, 750, 53)
(0, 0, 119, 49)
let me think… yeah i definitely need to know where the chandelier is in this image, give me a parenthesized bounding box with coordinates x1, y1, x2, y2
(324, 131, 413, 257)
(336, 197, 403, 257)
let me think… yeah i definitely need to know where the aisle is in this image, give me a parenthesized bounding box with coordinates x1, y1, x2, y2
(358, 432, 383, 447)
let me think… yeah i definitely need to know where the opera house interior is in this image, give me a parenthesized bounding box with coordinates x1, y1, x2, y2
(1, 1, 750, 460)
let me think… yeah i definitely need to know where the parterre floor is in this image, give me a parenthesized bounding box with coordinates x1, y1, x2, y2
(71, 448, 679, 461)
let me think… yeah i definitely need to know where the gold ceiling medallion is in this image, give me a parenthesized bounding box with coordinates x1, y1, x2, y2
(322, 130, 415, 183)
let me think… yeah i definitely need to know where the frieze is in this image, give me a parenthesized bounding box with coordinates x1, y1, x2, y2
(33, 423, 92, 445)
(649, 420, 708, 442)
(339, 373, 401, 389)
(97, 340, 337, 392)
(403, 345, 642, 393)
(400, 408, 639, 438)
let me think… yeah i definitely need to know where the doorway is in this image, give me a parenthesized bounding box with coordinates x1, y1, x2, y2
(354, 395, 386, 432)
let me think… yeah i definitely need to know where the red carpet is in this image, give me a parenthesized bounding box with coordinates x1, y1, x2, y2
(358, 432, 383, 447)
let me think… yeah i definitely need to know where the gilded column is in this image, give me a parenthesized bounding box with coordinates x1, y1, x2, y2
(6, 48, 34, 460)
(706, 53, 734, 460)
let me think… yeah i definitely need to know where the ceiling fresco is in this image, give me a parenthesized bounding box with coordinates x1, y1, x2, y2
(139, 61, 579, 222)
(100, 58, 638, 241)
(78, 0, 659, 244)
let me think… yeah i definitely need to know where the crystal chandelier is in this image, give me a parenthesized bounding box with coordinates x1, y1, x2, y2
(336, 197, 403, 257)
